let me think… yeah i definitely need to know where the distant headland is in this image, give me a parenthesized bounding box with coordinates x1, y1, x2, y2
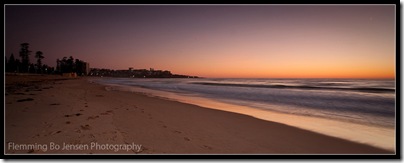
(89, 68, 199, 78)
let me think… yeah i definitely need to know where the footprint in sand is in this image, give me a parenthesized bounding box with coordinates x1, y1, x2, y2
(65, 121, 71, 124)
(100, 110, 113, 115)
(48, 130, 62, 136)
(17, 98, 34, 102)
(88, 134, 96, 139)
(87, 115, 99, 120)
(184, 137, 191, 141)
(50, 103, 60, 105)
(43, 122, 53, 128)
(42, 86, 53, 89)
(32, 134, 40, 138)
(203, 145, 213, 150)
(123, 142, 146, 153)
(173, 130, 182, 134)
(80, 124, 91, 130)
(107, 135, 118, 141)
(64, 113, 83, 117)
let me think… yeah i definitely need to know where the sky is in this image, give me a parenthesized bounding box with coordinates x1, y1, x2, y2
(5, 5, 396, 78)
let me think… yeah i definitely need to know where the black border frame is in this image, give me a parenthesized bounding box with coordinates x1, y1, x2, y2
(2, 1, 401, 160)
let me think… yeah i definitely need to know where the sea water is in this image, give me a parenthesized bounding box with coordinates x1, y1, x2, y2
(94, 78, 396, 151)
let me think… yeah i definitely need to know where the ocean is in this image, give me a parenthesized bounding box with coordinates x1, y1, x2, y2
(93, 77, 396, 150)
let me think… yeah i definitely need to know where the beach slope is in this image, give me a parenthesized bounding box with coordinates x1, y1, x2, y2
(5, 75, 393, 154)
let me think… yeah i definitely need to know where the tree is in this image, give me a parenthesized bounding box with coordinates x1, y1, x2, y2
(19, 43, 32, 73)
(15, 59, 21, 73)
(56, 56, 89, 75)
(75, 59, 81, 75)
(57, 57, 72, 73)
(7, 53, 16, 72)
(35, 51, 44, 73)
(41, 64, 50, 74)
(29, 63, 36, 73)
(56, 59, 61, 73)
(60, 57, 68, 73)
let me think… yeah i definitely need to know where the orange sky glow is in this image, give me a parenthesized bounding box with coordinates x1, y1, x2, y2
(6, 5, 396, 78)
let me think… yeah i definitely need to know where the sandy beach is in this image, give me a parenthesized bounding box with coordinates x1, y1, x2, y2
(5, 74, 393, 154)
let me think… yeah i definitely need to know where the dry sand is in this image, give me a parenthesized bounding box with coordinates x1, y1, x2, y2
(5, 74, 393, 154)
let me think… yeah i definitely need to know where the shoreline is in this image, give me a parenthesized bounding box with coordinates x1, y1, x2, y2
(97, 80, 395, 151)
(5, 75, 394, 154)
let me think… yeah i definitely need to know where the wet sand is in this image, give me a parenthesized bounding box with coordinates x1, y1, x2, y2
(5, 74, 393, 154)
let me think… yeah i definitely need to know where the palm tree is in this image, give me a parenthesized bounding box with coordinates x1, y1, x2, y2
(35, 51, 44, 73)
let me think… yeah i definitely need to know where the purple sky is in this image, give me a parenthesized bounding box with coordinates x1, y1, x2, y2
(5, 5, 395, 78)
